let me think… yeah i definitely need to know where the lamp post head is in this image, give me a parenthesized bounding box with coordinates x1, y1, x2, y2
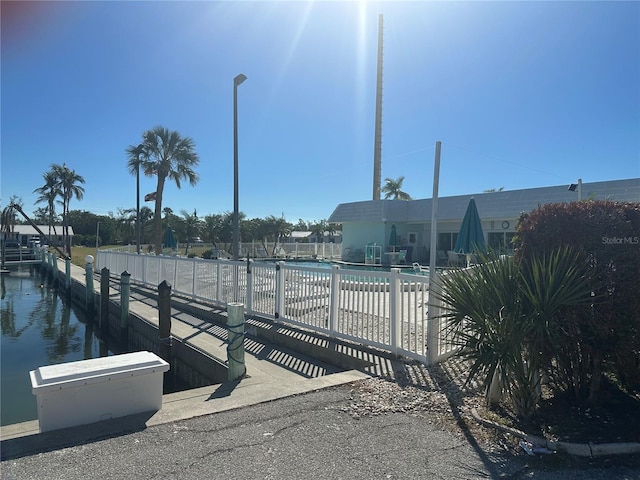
(234, 73, 247, 86)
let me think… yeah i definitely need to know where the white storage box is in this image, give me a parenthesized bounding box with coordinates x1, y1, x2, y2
(30, 351, 170, 432)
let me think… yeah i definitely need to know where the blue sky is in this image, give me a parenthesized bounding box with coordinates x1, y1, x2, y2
(2, 1, 639, 224)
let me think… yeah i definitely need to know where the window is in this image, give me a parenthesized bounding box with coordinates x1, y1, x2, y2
(437, 232, 458, 251)
(488, 232, 516, 253)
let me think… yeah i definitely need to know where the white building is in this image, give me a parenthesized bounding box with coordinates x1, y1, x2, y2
(328, 178, 640, 264)
(1, 224, 73, 246)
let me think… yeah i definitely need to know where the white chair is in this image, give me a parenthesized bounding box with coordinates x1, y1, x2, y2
(447, 250, 464, 267)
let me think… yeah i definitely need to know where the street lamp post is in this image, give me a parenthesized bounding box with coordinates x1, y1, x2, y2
(233, 73, 247, 261)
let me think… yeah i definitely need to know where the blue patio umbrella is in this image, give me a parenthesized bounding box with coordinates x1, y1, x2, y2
(389, 224, 398, 249)
(163, 227, 177, 250)
(453, 198, 486, 254)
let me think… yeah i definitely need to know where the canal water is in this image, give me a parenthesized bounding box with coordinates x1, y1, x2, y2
(0, 265, 118, 426)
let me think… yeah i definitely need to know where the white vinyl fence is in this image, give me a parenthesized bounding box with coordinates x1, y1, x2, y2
(96, 251, 456, 364)
(105, 242, 342, 260)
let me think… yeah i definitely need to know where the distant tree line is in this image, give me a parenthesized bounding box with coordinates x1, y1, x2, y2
(40, 209, 339, 250)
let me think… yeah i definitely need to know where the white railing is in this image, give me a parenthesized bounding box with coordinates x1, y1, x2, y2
(101, 242, 342, 260)
(96, 251, 456, 363)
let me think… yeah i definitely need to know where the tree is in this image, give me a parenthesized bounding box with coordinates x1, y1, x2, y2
(115, 207, 135, 244)
(310, 219, 328, 243)
(138, 206, 154, 245)
(381, 176, 412, 200)
(32, 207, 50, 225)
(1, 196, 23, 235)
(202, 213, 224, 246)
(33, 171, 61, 239)
(264, 215, 291, 243)
(51, 163, 85, 253)
(128, 126, 199, 255)
(294, 219, 309, 231)
(179, 209, 202, 254)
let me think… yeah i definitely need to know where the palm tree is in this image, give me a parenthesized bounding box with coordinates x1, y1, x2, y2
(51, 164, 85, 254)
(33, 171, 61, 240)
(381, 176, 412, 200)
(180, 209, 201, 255)
(128, 127, 199, 255)
(138, 206, 154, 246)
(1, 195, 23, 238)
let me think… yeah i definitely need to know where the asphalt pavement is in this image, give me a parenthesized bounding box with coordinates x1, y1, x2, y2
(2, 386, 640, 480)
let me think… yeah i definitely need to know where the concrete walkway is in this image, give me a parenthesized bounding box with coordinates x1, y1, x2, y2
(1, 258, 380, 456)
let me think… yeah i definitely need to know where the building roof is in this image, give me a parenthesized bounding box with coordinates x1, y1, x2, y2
(2, 225, 74, 236)
(328, 178, 640, 224)
(289, 231, 313, 239)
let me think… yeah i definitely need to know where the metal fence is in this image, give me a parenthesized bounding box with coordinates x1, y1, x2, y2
(96, 251, 456, 364)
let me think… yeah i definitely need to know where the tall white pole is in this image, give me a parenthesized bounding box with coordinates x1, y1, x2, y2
(578, 178, 582, 201)
(428, 141, 441, 272)
(427, 141, 442, 364)
(95, 221, 100, 250)
(372, 14, 383, 200)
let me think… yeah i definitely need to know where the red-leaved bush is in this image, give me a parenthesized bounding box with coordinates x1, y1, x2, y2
(514, 201, 640, 398)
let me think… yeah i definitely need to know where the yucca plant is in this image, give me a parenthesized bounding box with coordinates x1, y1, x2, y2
(437, 247, 596, 417)
(437, 253, 528, 411)
(519, 247, 596, 390)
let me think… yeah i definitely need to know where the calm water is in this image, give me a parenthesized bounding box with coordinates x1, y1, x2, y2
(0, 266, 116, 426)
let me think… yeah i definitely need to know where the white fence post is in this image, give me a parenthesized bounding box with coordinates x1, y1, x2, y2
(216, 261, 222, 302)
(328, 265, 340, 336)
(274, 261, 285, 321)
(246, 259, 253, 313)
(389, 268, 401, 356)
(173, 256, 178, 290)
(427, 271, 442, 365)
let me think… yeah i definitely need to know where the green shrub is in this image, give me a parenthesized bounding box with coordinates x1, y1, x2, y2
(514, 201, 640, 395)
(437, 247, 594, 416)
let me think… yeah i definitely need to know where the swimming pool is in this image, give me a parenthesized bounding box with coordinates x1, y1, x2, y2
(273, 260, 430, 277)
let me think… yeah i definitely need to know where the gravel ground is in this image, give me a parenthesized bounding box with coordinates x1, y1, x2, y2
(343, 355, 640, 467)
(345, 356, 505, 448)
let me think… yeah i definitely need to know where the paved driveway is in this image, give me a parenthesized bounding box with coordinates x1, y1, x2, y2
(2, 386, 639, 480)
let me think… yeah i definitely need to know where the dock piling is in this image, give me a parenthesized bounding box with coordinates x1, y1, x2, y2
(65, 258, 71, 294)
(227, 303, 246, 381)
(158, 280, 172, 365)
(84, 255, 95, 314)
(120, 271, 130, 341)
(100, 267, 110, 330)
